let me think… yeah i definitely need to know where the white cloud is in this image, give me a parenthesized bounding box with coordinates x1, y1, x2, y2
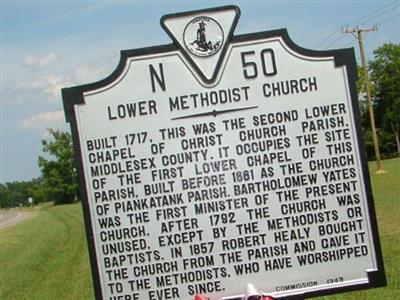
(15, 74, 71, 100)
(23, 52, 59, 68)
(10, 61, 109, 104)
(73, 63, 108, 84)
(20, 111, 66, 134)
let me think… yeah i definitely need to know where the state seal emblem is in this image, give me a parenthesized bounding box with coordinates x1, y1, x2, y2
(183, 16, 224, 57)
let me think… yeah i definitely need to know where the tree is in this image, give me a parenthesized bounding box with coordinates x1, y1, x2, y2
(369, 43, 400, 157)
(0, 180, 42, 208)
(38, 129, 79, 204)
(0, 183, 11, 208)
(28, 177, 46, 204)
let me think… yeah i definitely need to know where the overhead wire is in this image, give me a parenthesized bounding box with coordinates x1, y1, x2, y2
(314, 1, 399, 50)
(339, 10, 399, 49)
(342, 39, 356, 49)
(359, 4, 400, 25)
(322, 33, 348, 50)
(313, 29, 341, 49)
(377, 12, 400, 25)
(346, 1, 398, 26)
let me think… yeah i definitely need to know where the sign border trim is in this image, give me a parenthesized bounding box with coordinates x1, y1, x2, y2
(62, 27, 386, 300)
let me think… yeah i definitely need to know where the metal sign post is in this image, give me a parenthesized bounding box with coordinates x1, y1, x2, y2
(62, 5, 385, 300)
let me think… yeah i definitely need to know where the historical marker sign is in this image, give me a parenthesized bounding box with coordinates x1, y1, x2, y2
(62, 6, 385, 300)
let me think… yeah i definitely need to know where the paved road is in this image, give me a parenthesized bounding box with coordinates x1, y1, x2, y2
(0, 209, 35, 229)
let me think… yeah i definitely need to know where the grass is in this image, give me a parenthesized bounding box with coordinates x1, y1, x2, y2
(316, 158, 400, 300)
(0, 159, 399, 300)
(0, 203, 94, 300)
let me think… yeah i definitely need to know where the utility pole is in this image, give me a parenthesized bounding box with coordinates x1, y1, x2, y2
(344, 25, 385, 173)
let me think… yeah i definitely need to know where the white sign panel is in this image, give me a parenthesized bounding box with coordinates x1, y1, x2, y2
(63, 5, 385, 300)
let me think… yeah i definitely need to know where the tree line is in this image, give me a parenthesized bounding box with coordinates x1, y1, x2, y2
(0, 43, 398, 208)
(359, 43, 400, 159)
(1, 129, 79, 208)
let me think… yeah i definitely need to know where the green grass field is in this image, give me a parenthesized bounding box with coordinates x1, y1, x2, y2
(0, 203, 94, 300)
(1, 159, 399, 300)
(317, 158, 400, 300)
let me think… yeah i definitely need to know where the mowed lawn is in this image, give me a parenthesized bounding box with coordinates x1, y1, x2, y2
(0, 203, 94, 300)
(0, 159, 399, 300)
(317, 158, 400, 300)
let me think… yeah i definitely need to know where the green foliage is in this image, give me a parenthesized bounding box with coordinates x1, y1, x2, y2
(38, 129, 79, 204)
(0, 183, 10, 207)
(370, 43, 400, 155)
(0, 179, 42, 208)
(360, 43, 400, 159)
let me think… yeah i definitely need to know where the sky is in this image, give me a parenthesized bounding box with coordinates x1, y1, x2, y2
(1, 0, 399, 183)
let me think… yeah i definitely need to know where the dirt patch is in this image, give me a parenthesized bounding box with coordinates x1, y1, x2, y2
(0, 209, 37, 229)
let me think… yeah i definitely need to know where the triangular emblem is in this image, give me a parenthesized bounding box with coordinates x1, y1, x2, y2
(161, 5, 240, 84)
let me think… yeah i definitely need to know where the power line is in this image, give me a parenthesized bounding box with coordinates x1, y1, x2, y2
(335, 9, 398, 50)
(346, 1, 398, 26)
(322, 32, 347, 50)
(377, 12, 400, 25)
(341, 37, 356, 48)
(314, 29, 341, 49)
(314, 1, 398, 49)
(360, 4, 400, 25)
(338, 10, 399, 49)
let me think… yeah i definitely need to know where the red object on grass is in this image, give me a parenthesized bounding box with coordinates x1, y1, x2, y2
(194, 294, 208, 300)
(193, 293, 274, 300)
